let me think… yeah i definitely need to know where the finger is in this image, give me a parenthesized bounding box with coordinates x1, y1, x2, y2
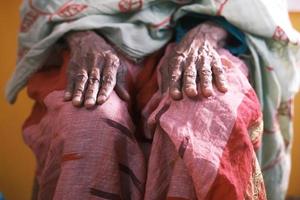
(198, 43, 213, 97)
(176, 29, 198, 53)
(169, 55, 184, 100)
(84, 55, 102, 108)
(183, 51, 198, 97)
(64, 59, 78, 101)
(115, 65, 130, 102)
(84, 69, 101, 108)
(64, 72, 75, 101)
(115, 83, 130, 102)
(211, 49, 228, 93)
(97, 53, 119, 104)
(72, 68, 88, 107)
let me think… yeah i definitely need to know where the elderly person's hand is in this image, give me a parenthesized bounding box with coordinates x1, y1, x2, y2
(161, 22, 229, 100)
(64, 31, 129, 108)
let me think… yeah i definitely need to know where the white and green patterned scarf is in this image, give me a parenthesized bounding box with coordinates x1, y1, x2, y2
(5, 1, 300, 198)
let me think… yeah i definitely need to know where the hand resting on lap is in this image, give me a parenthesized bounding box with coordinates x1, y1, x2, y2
(161, 22, 229, 100)
(64, 31, 129, 108)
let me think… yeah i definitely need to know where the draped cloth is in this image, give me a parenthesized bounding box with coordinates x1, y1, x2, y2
(23, 44, 265, 199)
(8, 0, 300, 199)
(5, 0, 300, 103)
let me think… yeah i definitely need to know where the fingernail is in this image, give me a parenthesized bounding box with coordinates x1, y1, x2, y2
(72, 97, 82, 106)
(84, 98, 96, 108)
(221, 86, 228, 92)
(203, 88, 213, 97)
(64, 92, 72, 100)
(220, 83, 228, 92)
(185, 87, 198, 97)
(122, 93, 130, 102)
(170, 89, 182, 100)
(97, 95, 107, 104)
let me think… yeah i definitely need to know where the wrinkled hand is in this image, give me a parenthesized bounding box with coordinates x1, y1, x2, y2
(64, 31, 129, 108)
(162, 22, 229, 100)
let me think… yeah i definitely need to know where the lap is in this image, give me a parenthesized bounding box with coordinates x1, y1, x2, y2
(23, 44, 260, 155)
(23, 43, 264, 200)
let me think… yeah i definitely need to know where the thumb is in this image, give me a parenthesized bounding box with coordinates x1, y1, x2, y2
(115, 64, 130, 102)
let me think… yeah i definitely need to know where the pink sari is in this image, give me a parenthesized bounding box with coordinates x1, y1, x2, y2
(23, 44, 266, 200)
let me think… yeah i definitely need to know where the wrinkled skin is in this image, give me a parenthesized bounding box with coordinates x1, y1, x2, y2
(65, 22, 228, 108)
(65, 31, 129, 108)
(161, 22, 229, 99)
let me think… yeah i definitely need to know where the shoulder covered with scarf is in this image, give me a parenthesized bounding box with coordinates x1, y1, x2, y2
(5, 0, 300, 107)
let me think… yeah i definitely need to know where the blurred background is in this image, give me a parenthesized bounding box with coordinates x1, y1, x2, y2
(0, 1, 300, 200)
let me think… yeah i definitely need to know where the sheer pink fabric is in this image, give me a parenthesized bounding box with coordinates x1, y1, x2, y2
(23, 45, 265, 200)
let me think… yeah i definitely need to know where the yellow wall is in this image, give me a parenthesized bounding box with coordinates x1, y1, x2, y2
(0, 1, 35, 200)
(0, 1, 299, 200)
(287, 12, 300, 196)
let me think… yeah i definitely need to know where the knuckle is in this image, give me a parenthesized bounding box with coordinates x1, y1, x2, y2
(184, 79, 196, 87)
(68, 59, 79, 68)
(76, 68, 88, 77)
(187, 55, 197, 64)
(202, 79, 212, 86)
(172, 67, 182, 74)
(184, 70, 197, 79)
(88, 77, 100, 85)
(212, 56, 222, 65)
(75, 82, 86, 91)
(90, 67, 100, 76)
(203, 55, 213, 62)
(200, 68, 212, 76)
(99, 88, 109, 96)
(86, 88, 97, 95)
(75, 84, 85, 91)
(109, 53, 119, 60)
(170, 71, 182, 81)
(89, 69, 100, 83)
(217, 75, 227, 82)
(184, 63, 197, 72)
(171, 55, 184, 66)
(102, 74, 115, 85)
(76, 74, 88, 82)
(184, 83, 196, 89)
(107, 54, 120, 67)
(200, 73, 212, 81)
(74, 89, 83, 96)
(170, 82, 180, 88)
(176, 55, 185, 62)
(204, 74, 213, 81)
(184, 81, 195, 86)
(213, 67, 225, 75)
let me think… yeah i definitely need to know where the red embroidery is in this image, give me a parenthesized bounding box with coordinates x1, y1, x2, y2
(21, 1, 88, 32)
(118, 0, 143, 13)
(272, 26, 289, 42)
(277, 99, 293, 119)
(56, 3, 88, 18)
(172, 0, 193, 4)
(265, 66, 274, 71)
(62, 153, 83, 162)
(261, 148, 284, 171)
(20, 10, 40, 32)
(263, 128, 276, 134)
(17, 48, 29, 61)
(29, 0, 52, 15)
(216, 0, 229, 16)
(284, 138, 290, 149)
(20, 0, 53, 33)
(150, 17, 171, 29)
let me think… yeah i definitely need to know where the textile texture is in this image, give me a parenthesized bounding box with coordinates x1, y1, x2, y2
(6, 0, 300, 103)
(23, 44, 265, 200)
(7, 3, 300, 198)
